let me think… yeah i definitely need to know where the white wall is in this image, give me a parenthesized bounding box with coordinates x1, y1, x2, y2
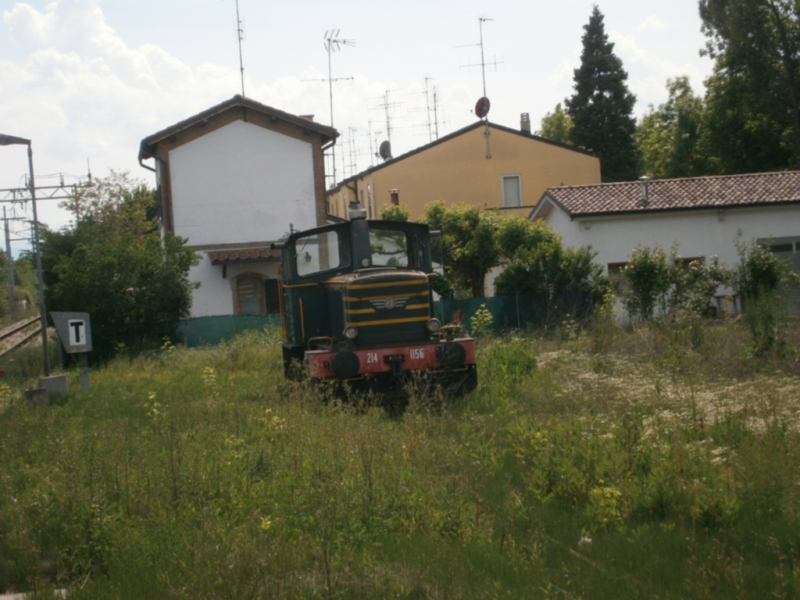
(539, 203, 800, 320)
(169, 120, 317, 246)
(188, 253, 280, 317)
(559, 204, 800, 269)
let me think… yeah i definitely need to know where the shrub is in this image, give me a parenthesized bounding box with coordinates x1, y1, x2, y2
(622, 245, 677, 321)
(733, 239, 797, 355)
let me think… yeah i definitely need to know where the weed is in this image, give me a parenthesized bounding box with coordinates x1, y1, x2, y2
(0, 320, 798, 598)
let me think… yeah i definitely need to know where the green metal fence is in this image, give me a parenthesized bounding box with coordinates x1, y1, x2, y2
(81, 294, 591, 363)
(434, 292, 593, 332)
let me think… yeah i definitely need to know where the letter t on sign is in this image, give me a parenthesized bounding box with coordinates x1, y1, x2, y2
(68, 320, 86, 346)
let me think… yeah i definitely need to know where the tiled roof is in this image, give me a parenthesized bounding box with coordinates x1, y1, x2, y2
(207, 247, 280, 264)
(540, 171, 800, 217)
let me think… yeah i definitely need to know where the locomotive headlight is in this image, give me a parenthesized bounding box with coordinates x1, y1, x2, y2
(343, 326, 359, 340)
(426, 318, 442, 333)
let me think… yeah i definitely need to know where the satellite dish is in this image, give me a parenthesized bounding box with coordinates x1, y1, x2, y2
(475, 96, 491, 119)
(379, 140, 392, 161)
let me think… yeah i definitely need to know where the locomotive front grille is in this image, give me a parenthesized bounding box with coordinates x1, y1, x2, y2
(343, 275, 430, 344)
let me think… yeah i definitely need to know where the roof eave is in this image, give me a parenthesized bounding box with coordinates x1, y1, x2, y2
(327, 121, 597, 192)
(138, 95, 338, 160)
(566, 199, 800, 219)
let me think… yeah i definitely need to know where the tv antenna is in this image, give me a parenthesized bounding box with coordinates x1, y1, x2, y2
(346, 127, 359, 179)
(456, 17, 502, 102)
(404, 78, 438, 142)
(235, 0, 245, 96)
(424, 77, 435, 141)
(321, 30, 355, 187)
(368, 121, 382, 166)
(378, 90, 403, 147)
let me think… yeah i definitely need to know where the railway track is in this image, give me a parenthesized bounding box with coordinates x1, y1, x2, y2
(0, 317, 43, 358)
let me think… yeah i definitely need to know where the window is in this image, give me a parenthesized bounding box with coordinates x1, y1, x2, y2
(234, 275, 281, 315)
(608, 257, 705, 297)
(607, 263, 629, 296)
(757, 236, 800, 272)
(264, 279, 280, 315)
(295, 229, 351, 277)
(502, 175, 522, 208)
(235, 274, 265, 315)
(369, 226, 408, 267)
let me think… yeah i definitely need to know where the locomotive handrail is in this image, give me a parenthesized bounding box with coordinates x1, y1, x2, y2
(306, 336, 333, 350)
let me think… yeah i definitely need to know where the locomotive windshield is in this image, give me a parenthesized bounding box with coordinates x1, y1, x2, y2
(369, 226, 409, 267)
(295, 228, 352, 277)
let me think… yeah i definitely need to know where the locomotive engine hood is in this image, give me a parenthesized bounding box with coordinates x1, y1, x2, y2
(326, 269, 432, 346)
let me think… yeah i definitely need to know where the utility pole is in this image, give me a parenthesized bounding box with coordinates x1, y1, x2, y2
(3, 207, 16, 320)
(0, 164, 89, 374)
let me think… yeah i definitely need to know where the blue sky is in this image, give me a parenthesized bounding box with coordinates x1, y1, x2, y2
(1, 0, 715, 237)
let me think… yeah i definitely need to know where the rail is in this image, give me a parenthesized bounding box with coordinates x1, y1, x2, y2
(0, 316, 42, 358)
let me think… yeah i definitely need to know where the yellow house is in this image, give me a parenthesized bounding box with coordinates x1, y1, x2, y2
(326, 119, 601, 221)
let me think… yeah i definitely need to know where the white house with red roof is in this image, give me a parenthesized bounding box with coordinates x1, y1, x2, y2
(529, 171, 800, 312)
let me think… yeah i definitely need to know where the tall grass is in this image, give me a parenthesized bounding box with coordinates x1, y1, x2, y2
(1, 321, 799, 598)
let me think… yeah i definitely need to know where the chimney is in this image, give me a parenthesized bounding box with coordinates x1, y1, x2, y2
(299, 115, 315, 122)
(638, 176, 650, 207)
(520, 113, 531, 134)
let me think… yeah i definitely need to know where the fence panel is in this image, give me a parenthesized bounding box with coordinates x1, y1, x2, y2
(77, 294, 591, 365)
(434, 293, 593, 332)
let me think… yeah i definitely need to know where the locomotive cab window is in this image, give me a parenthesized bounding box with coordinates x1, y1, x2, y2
(369, 226, 409, 267)
(295, 229, 351, 277)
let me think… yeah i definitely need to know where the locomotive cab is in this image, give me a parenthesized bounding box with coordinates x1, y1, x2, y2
(274, 213, 477, 396)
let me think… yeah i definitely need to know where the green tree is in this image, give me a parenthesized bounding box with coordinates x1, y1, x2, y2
(422, 202, 503, 298)
(378, 204, 410, 222)
(622, 245, 678, 321)
(636, 77, 711, 178)
(566, 6, 639, 182)
(0, 251, 37, 319)
(41, 171, 199, 325)
(700, 0, 800, 172)
(494, 236, 609, 305)
(536, 103, 573, 145)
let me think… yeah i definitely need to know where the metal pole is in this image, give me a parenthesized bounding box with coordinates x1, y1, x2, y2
(327, 40, 336, 186)
(4, 207, 16, 321)
(235, 0, 245, 96)
(27, 142, 50, 376)
(479, 18, 487, 99)
(79, 352, 89, 390)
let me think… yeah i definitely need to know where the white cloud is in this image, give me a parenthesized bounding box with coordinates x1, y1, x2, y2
(637, 15, 668, 33)
(1, 0, 419, 228)
(609, 29, 708, 113)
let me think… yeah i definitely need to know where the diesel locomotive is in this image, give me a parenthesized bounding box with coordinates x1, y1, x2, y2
(273, 205, 477, 396)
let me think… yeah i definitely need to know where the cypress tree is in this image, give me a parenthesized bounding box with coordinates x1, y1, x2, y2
(566, 7, 639, 182)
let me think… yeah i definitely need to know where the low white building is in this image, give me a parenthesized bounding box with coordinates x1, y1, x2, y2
(529, 171, 800, 312)
(139, 95, 337, 317)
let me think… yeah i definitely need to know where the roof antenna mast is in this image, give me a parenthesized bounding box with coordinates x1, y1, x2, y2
(235, 0, 245, 96)
(323, 30, 355, 187)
